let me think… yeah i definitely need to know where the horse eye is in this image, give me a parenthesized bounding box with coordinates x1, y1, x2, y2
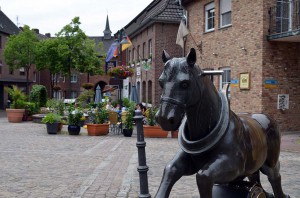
(181, 81, 189, 88)
(159, 79, 164, 88)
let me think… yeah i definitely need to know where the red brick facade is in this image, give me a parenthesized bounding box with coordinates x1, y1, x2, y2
(183, 0, 300, 131)
(128, 23, 182, 106)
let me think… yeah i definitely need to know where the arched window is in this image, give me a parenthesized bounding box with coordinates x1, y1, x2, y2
(148, 80, 152, 104)
(142, 81, 146, 102)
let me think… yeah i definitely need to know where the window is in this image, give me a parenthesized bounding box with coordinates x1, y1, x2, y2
(143, 42, 146, 59)
(220, 0, 232, 27)
(128, 50, 131, 62)
(53, 91, 62, 99)
(33, 71, 36, 82)
(219, 67, 231, 98)
(137, 45, 140, 61)
(71, 91, 77, 99)
(19, 67, 25, 76)
(132, 48, 135, 62)
(51, 73, 57, 82)
(205, 2, 215, 32)
(70, 73, 77, 83)
(148, 39, 152, 58)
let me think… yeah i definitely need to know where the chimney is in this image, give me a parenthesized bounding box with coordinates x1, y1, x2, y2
(33, 28, 39, 34)
(45, 33, 51, 38)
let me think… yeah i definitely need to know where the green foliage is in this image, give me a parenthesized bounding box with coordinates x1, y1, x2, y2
(67, 107, 83, 126)
(88, 103, 109, 124)
(25, 102, 39, 116)
(77, 90, 94, 106)
(35, 37, 65, 74)
(145, 107, 158, 126)
(124, 103, 135, 130)
(42, 113, 61, 124)
(4, 25, 39, 93)
(122, 98, 131, 108)
(29, 85, 48, 107)
(4, 85, 27, 109)
(55, 17, 104, 76)
(46, 99, 65, 116)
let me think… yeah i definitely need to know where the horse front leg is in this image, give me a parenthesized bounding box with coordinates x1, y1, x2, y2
(196, 157, 242, 198)
(155, 150, 195, 198)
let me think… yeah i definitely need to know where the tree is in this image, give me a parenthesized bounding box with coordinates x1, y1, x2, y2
(56, 17, 104, 78)
(35, 37, 65, 97)
(4, 25, 39, 94)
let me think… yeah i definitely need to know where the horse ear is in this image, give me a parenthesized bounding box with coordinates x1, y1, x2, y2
(162, 50, 171, 63)
(186, 48, 196, 67)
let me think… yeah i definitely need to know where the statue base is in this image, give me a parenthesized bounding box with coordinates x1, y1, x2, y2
(213, 181, 268, 198)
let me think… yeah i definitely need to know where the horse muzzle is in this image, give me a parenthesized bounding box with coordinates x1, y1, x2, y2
(155, 102, 184, 131)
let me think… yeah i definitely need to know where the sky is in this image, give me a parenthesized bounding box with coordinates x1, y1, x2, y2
(1, 0, 153, 36)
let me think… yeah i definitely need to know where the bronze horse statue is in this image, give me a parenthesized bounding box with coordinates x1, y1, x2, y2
(155, 48, 289, 198)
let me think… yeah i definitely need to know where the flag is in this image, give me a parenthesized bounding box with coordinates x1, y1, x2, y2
(113, 47, 119, 57)
(121, 36, 132, 51)
(105, 41, 119, 62)
(176, 20, 189, 48)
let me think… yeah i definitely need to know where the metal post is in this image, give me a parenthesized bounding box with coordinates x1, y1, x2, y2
(134, 110, 151, 198)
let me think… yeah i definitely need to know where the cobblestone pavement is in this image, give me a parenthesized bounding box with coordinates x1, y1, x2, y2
(0, 113, 299, 198)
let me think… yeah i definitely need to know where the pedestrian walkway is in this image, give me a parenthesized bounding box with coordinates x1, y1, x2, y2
(0, 117, 299, 197)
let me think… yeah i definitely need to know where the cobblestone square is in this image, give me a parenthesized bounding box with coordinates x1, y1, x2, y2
(0, 116, 299, 198)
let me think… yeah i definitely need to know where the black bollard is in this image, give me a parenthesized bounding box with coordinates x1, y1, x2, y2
(134, 109, 151, 198)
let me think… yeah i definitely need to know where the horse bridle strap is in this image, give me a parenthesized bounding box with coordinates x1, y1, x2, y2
(178, 91, 230, 155)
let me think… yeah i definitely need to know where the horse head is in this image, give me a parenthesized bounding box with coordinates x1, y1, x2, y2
(156, 48, 204, 131)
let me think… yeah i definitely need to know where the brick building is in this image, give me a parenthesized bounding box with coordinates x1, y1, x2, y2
(122, 0, 183, 106)
(39, 15, 115, 101)
(0, 10, 38, 109)
(180, 0, 300, 131)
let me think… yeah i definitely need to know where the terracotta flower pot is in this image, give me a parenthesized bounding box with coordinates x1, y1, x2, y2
(6, 109, 25, 123)
(86, 123, 109, 136)
(171, 130, 179, 138)
(143, 125, 168, 138)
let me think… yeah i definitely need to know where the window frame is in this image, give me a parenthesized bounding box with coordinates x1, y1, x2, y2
(205, 2, 215, 32)
(220, 0, 232, 28)
(70, 73, 78, 83)
(148, 39, 152, 58)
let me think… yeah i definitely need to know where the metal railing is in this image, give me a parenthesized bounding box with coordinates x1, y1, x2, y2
(269, 0, 300, 35)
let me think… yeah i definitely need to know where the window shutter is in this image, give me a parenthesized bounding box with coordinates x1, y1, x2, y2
(221, 0, 231, 14)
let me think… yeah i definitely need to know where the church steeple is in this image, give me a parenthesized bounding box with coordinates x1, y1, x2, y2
(103, 15, 112, 40)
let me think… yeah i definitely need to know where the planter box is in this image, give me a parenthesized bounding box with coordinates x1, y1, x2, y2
(86, 123, 109, 136)
(143, 125, 168, 138)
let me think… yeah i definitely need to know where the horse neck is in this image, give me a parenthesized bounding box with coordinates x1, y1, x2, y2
(185, 77, 221, 140)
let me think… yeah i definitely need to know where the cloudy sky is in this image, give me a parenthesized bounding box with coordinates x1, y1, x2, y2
(1, 0, 153, 36)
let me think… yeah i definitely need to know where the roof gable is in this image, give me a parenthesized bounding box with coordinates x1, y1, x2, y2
(0, 10, 20, 35)
(124, 0, 183, 36)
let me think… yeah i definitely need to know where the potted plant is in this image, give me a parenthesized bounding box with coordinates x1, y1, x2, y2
(41, 113, 61, 134)
(86, 103, 109, 136)
(144, 106, 168, 138)
(123, 103, 135, 137)
(4, 85, 27, 123)
(67, 107, 83, 135)
(82, 83, 94, 90)
(107, 66, 134, 79)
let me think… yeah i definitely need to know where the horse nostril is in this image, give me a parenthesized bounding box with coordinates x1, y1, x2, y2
(169, 117, 175, 125)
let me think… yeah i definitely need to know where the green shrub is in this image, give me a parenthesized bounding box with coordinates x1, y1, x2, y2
(29, 85, 48, 107)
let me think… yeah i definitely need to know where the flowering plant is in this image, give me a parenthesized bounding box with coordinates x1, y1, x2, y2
(108, 66, 134, 79)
